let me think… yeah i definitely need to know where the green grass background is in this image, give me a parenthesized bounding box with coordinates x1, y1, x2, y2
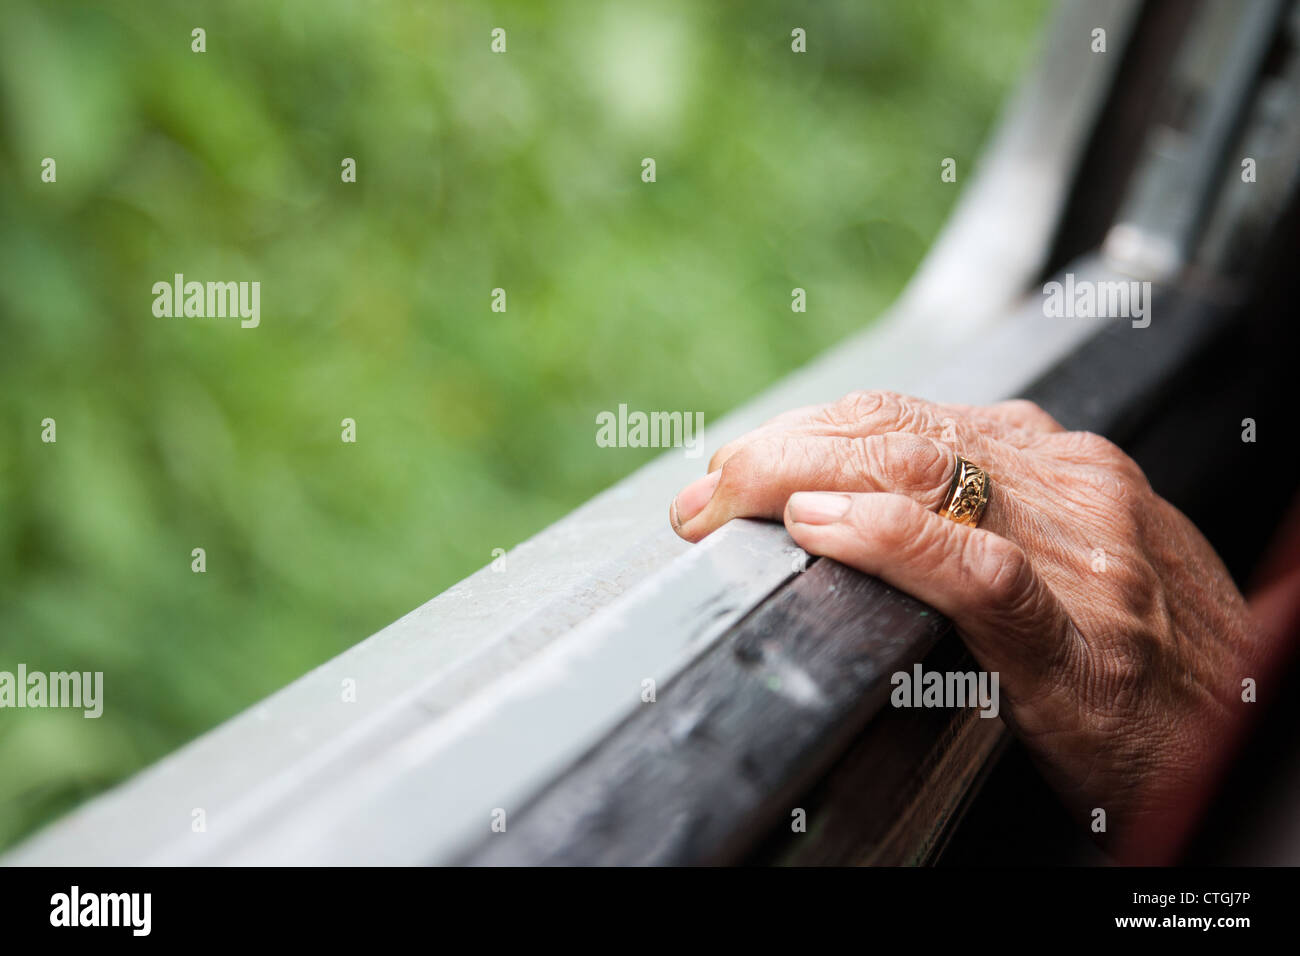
(0, 0, 1048, 851)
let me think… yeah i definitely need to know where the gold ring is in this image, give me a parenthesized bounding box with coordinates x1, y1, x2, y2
(938, 453, 990, 528)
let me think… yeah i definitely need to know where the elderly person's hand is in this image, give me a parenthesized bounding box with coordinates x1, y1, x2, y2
(669, 390, 1261, 863)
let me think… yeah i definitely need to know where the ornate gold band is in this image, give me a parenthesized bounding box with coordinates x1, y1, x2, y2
(938, 454, 990, 528)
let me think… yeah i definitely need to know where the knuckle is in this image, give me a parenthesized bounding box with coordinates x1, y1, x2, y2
(887, 395, 924, 432)
(855, 434, 951, 496)
(833, 388, 920, 425)
(831, 390, 938, 436)
(910, 436, 954, 489)
(1080, 452, 1152, 510)
(1088, 469, 1148, 519)
(833, 389, 888, 422)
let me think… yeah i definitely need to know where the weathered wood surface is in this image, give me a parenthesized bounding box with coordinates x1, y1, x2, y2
(462, 556, 951, 865)
(749, 637, 1007, 867)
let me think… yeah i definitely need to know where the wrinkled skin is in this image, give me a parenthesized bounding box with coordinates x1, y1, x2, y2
(669, 390, 1261, 863)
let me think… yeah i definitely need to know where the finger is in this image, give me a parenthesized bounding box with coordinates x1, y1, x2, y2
(709, 390, 1004, 473)
(783, 491, 1079, 692)
(707, 405, 834, 473)
(708, 390, 936, 471)
(673, 432, 955, 542)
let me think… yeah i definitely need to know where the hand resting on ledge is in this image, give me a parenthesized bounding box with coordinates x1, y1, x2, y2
(669, 389, 1266, 864)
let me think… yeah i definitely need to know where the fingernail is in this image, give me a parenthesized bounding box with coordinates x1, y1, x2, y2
(787, 492, 851, 525)
(673, 470, 722, 526)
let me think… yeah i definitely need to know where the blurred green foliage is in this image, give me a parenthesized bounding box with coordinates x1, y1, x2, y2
(0, 0, 1048, 850)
